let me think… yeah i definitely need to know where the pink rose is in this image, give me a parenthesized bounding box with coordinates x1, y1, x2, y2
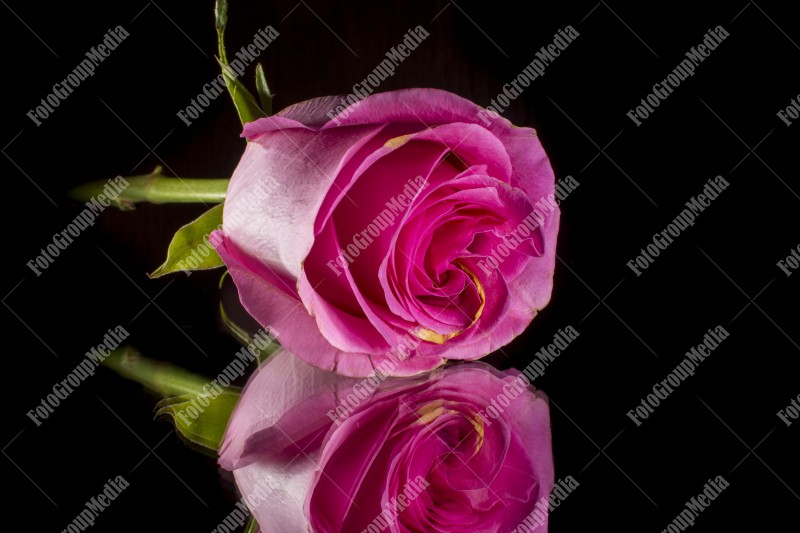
(213, 88, 559, 377)
(219, 348, 553, 532)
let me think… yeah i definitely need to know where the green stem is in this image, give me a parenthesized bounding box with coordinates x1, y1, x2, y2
(102, 346, 211, 398)
(215, 0, 229, 64)
(69, 166, 229, 209)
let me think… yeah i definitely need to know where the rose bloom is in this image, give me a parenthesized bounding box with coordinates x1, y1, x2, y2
(219, 348, 554, 532)
(212, 88, 559, 377)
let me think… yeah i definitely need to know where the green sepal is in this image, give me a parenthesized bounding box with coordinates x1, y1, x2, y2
(103, 347, 242, 452)
(150, 204, 224, 278)
(255, 63, 273, 115)
(155, 389, 241, 451)
(217, 58, 268, 125)
(215, 0, 267, 125)
(219, 272, 279, 365)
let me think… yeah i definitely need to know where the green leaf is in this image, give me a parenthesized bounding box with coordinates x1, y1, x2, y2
(150, 204, 225, 278)
(255, 63, 273, 115)
(156, 390, 241, 451)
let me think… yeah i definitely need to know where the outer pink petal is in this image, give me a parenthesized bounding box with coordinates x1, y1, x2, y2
(219, 347, 351, 469)
(223, 124, 384, 280)
(321, 88, 510, 134)
(220, 350, 440, 530)
(233, 458, 314, 533)
(220, 348, 354, 532)
(507, 207, 560, 316)
(214, 233, 339, 373)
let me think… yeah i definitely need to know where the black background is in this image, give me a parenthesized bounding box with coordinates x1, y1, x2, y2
(2, 0, 799, 531)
